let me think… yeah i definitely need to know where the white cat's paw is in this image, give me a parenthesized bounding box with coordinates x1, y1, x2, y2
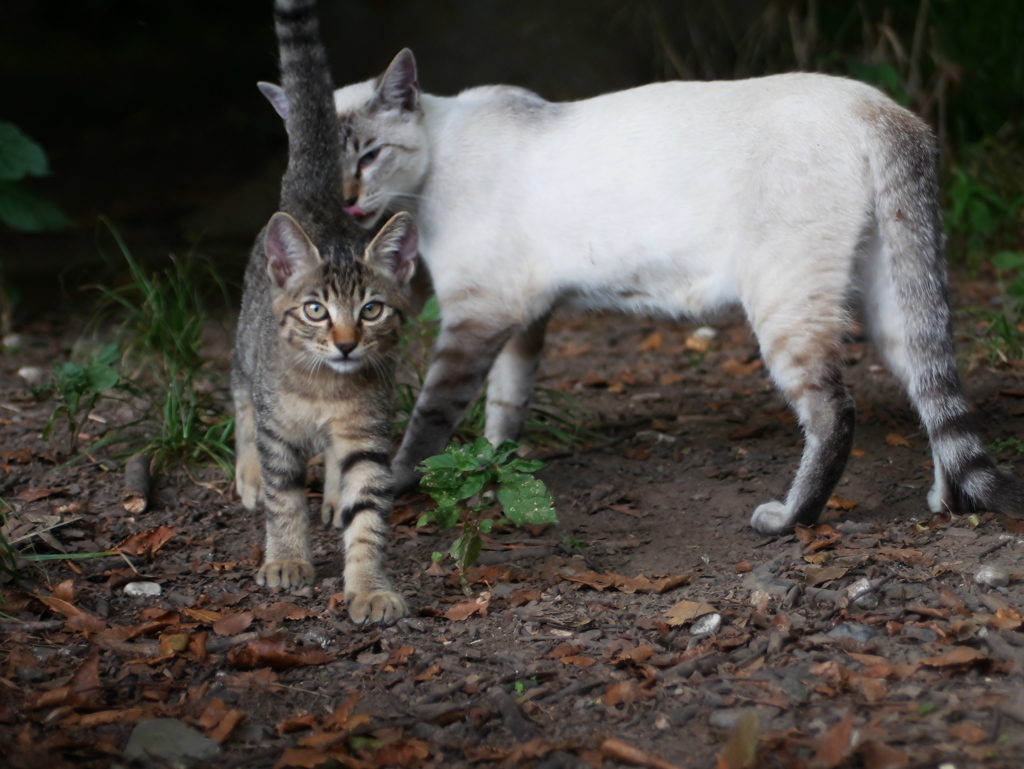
(348, 589, 407, 625)
(750, 500, 794, 535)
(926, 483, 944, 513)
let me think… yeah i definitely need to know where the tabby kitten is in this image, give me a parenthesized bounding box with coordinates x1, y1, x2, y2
(232, 0, 416, 624)
(262, 50, 1024, 534)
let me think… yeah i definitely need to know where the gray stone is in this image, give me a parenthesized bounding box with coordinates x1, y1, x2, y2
(123, 582, 162, 598)
(826, 623, 876, 644)
(690, 613, 722, 637)
(124, 718, 220, 769)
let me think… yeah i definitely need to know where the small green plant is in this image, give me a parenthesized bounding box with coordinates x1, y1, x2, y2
(561, 535, 585, 550)
(417, 438, 557, 594)
(990, 437, 1024, 456)
(42, 343, 121, 454)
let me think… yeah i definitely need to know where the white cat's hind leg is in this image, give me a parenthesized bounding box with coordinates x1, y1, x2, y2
(484, 314, 550, 446)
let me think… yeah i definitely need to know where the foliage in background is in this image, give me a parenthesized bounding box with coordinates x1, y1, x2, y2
(417, 438, 557, 594)
(43, 343, 121, 454)
(0, 121, 68, 233)
(41, 221, 234, 475)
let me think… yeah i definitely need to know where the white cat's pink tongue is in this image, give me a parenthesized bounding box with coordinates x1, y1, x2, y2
(344, 205, 367, 217)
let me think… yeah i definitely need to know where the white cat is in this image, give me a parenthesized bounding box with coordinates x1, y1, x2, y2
(263, 50, 1023, 534)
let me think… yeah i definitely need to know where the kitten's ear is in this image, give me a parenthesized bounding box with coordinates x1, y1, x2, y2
(258, 82, 289, 121)
(374, 49, 419, 112)
(365, 212, 418, 286)
(264, 212, 321, 289)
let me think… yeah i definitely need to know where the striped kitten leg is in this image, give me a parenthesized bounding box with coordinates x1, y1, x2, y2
(232, 384, 262, 510)
(325, 439, 406, 624)
(255, 422, 314, 588)
(393, 318, 513, 491)
(484, 314, 550, 446)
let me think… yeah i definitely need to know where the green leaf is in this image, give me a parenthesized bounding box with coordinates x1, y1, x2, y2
(419, 467, 462, 494)
(455, 471, 489, 502)
(492, 440, 521, 465)
(479, 518, 493, 533)
(469, 436, 494, 461)
(450, 530, 483, 571)
(0, 122, 50, 180)
(419, 453, 458, 471)
(992, 251, 1024, 271)
(509, 458, 545, 473)
(496, 468, 558, 526)
(0, 180, 69, 232)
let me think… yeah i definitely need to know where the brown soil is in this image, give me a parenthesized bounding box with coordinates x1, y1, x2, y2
(3, 294, 1024, 769)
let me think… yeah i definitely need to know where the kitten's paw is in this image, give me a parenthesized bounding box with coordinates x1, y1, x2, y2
(750, 500, 794, 535)
(256, 559, 315, 589)
(348, 589, 407, 625)
(321, 501, 337, 527)
(236, 464, 262, 511)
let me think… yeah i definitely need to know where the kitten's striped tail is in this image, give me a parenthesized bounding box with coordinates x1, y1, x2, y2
(273, 0, 343, 210)
(866, 100, 1024, 515)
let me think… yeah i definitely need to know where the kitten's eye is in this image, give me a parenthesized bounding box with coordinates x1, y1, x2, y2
(360, 302, 383, 321)
(304, 302, 328, 321)
(358, 148, 380, 171)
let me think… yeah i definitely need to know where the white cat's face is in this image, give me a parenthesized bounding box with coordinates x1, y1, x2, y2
(333, 76, 429, 229)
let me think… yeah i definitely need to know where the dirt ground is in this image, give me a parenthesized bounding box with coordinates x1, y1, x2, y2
(3, 279, 1024, 768)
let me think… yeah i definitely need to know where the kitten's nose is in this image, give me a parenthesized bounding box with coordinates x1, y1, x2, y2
(336, 341, 357, 356)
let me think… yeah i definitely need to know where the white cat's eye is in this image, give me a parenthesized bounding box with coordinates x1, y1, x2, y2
(360, 302, 383, 321)
(358, 148, 380, 171)
(303, 302, 328, 321)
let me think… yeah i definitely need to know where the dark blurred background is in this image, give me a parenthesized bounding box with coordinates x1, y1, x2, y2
(1, 0, 1022, 321)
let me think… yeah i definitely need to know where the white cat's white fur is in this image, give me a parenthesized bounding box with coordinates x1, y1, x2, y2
(262, 51, 1023, 533)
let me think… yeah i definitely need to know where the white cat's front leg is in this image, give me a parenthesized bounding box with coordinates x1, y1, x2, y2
(484, 314, 550, 446)
(393, 317, 513, 492)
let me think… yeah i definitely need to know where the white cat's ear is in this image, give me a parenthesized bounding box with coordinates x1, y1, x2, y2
(374, 49, 419, 112)
(365, 212, 418, 285)
(258, 82, 289, 121)
(264, 212, 321, 289)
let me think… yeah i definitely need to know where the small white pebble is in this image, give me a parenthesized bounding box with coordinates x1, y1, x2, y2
(690, 612, 722, 637)
(975, 565, 1011, 588)
(17, 366, 48, 387)
(3, 334, 23, 349)
(123, 581, 162, 598)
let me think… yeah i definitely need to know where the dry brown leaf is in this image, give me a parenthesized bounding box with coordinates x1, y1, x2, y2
(412, 664, 442, 682)
(158, 632, 190, 656)
(276, 714, 318, 735)
(565, 570, 689, 595)
(918, 646, 987, 668)
(509, 588, 542, 607)
(182, 608, 224, 625)
(601, 737, 682, 769)
(720, 358, 763, 376)
(51, 579, 75, 602)
(826, 495, 858, 510)
(660, 372, 685, 386)
(716, 710, 759, 769)
(208, 709, 245, 744)
(804, 565, 849, 587)
(17, 487, 68, 502)
(664, 599, 718, 626)
(554, 340, 593, 358)
(228, 634, 333, 670)
(213, 611, 254, 637)
(117, 525, 177, 558)
(885, 433, 912, 448)
(374, 738, 431, 768)
(605, 681, 640, 708)
(812, 711, 854, 768)
(444, 592, 490, 621)
(638, 332, 664, 352)
(949, 721, 987, 744)
(254, 601, 317, 623)
(859, 741, 911, 769)
(386, 644, 415, 667)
